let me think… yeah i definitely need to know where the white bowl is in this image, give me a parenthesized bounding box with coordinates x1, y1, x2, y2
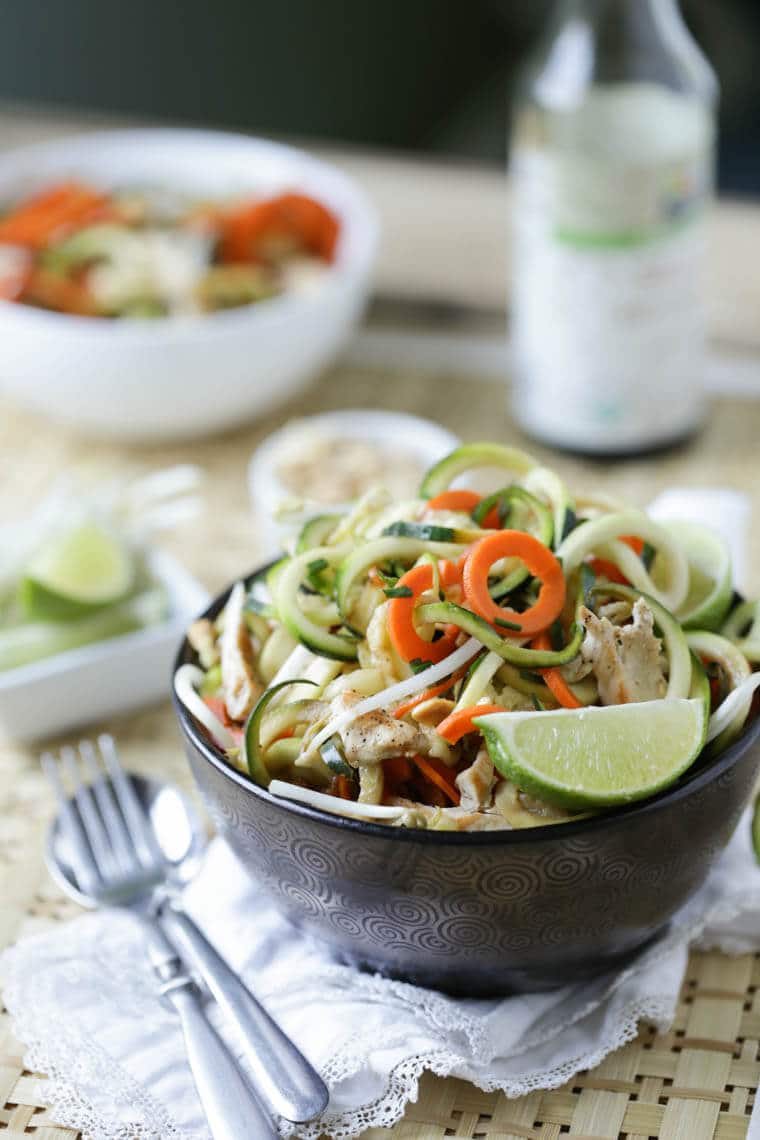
(248, 409, 461, 554)
(0, 129, 379, 441)
(0, 551, 209, 743)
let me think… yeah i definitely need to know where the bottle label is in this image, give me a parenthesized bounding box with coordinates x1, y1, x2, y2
(511, 144, 711, 451)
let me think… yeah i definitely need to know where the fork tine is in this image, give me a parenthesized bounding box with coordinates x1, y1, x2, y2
(78, 739, 140, 878)
(40, 752, 102, 897)
(98, 734, 163, 871)
(60, 746, 121, 885)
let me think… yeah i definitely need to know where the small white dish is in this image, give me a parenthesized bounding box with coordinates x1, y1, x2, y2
(0, 129, 379, 440)
(0, 550, 209, 744)
(248, 409, 460, 554)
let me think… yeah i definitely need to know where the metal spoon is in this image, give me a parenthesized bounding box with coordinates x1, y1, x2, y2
(45, 758, 328, 1126)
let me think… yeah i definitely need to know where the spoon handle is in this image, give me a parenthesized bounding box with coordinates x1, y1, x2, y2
(159, 903, 329, 1124)
(148, 941, 278, 1140)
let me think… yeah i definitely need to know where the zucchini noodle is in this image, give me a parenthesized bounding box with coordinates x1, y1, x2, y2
(723, 600, 760, 663)
(174, 664, 236, 750)
(176, 440, 758, 831)
(558, 510, 690, 612)
(706, 674, 760, 744)
(308, 637, 483, 755)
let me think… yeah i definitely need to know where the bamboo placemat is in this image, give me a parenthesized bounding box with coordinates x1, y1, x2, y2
(1, 364, 760, 1139)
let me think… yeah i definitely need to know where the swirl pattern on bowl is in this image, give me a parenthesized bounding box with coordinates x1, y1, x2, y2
(175, 579, 760, 995)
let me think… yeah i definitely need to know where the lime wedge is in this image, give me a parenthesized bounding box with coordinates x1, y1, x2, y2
(475, 698, 707, 810)
(20, 522, 135, 621)
(0, 586, 167, 671)
(668, 521, 733, 631)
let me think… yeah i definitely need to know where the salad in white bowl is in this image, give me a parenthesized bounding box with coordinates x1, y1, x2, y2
(0, 129, 378, 440)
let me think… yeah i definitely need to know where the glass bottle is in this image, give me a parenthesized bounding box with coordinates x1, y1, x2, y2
(510, 0, 718, 456)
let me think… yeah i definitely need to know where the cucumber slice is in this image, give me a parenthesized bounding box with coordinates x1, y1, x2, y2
(685, 629, 752, 752)
(591, 583, 692, 700)
(416, 600, 584, 667)
(495, 661, 598, 706)
(471, 486, 553, 545)
(454, 650, 503, 709)
(335, 536, 464, 626)
(245, 564, 278, 619)
(274, 547, 358, 661)
(665, 521, 733, 631)
(382, 521, 457, 543)
(688, 651, 711, 713)
(264, 737, 304, 769)
(558, 509, 690, 613)
(420, 442, 537, 498)
(243, 680, 318, 786)
(319, 734, 356, 779)
(257, 625, 297, 684)
(523, 467, 577, 549)
(296, 513, 343, 554)
(199, 663, 222, 698)
(685, 630, 751, 690)
(473, 486, 555, 598)
(266, 557, 289, 594)
(722, 599, 760, 664)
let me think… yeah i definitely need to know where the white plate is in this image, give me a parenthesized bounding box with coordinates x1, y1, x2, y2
(0, 551, 209, 743)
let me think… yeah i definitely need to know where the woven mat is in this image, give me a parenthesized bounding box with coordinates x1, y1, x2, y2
(2, 365, 760, 1139)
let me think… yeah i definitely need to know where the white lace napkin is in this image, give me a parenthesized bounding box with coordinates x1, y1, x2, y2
(2, 487, 757, 1140)
(3, 820, 760, 1140)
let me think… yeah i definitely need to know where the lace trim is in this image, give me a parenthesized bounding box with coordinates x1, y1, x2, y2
(4, 972, 190, 1139)
(288, 991, 676, 1139)
(2, 928, 680, 1140)
(3, 823, 757, 1140)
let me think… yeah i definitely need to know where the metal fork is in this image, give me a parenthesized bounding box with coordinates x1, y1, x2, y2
(42, 735, 328, 1133)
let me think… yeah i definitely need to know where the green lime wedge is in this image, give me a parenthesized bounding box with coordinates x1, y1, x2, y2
(475, 698, 707, 810)
(0, 586, 167, 671)
(668, 521, 733, 631)
(20, 521, 135, 621)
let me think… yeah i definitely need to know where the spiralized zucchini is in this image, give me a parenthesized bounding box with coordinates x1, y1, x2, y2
(177, 442, 758, 831)
(557, 510, 690, 613)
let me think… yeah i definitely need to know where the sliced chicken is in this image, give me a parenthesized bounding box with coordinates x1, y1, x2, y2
(390, 802, 509, 831)
(338, 701, 428, 766)
(187, 618, 219, 670)
(219, 581, 261, 721)
(456, 748, 496, 812)
(358, 764, 384, 804)
(359, 600, 402, 684)
(576, 597, 667, 705)
(494, 781, 578, 828)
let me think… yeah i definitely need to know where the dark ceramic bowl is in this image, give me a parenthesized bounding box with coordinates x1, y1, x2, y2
(173, 578, 760, 996)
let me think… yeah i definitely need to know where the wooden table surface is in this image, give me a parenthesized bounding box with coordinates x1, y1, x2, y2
(1, 102, 760, 1140)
